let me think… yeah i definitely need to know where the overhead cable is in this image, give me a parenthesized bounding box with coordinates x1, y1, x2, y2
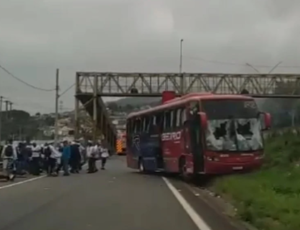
(185, 56, 300, 68)
(0, 63, 55, 92)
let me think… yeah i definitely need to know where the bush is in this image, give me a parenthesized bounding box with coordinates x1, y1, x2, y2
(213, 134, 300, 230)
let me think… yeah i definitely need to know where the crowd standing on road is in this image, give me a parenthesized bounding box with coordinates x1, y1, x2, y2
(0, 139, 110, 181)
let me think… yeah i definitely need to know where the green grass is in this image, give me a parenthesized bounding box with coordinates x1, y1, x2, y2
(213, 133, 300, 230)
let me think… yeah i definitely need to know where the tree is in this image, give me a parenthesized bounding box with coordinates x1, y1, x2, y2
(106, 102, 118, 111)
(1, 110, 31, 139)
(125, 104, 133, 111)
(2, 110, 31, 121)
(44, 116, 55, 126)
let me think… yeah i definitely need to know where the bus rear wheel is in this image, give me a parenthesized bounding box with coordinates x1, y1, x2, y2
(179, 158, 191, 181)
(138, 158, 145, 173)
(179, 158, 186, 175)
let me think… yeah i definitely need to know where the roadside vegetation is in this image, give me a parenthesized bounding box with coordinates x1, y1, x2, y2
(213, 133, 300, 230)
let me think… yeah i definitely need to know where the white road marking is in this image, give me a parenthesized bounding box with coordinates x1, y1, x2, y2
(162, 177, 212, 230)
(0, 175, 46, 190)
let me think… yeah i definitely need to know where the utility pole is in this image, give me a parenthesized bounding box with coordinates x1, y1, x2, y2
(179, 39, 184, 94)
(0, 96, 3, 143)
(9, 102, 12, 111)
(59, 100, 63, 113)
(179, 39, 183, 74)
(2, 100, 10, 140)
(54, 68, 59, 146)
(5, 100, 9, 119)
(19, 126, 22, 141)
(9, 102, 12, 121)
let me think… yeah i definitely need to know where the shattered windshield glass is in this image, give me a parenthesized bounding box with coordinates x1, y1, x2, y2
(202, 99, 263, 152)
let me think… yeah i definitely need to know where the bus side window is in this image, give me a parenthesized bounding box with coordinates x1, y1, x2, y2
(130, 119, 134, 133)
(138, 118, 142, 132)
(167, 111, 172, 129)
(144, 116, 151, 132)
(163, 112, 166, 131)
(134, 118, 142, 133)
(133, 119, 137, 133)
(155, 112, 163, 130)
(126, 119, 131, 146)
(163, 111, 171, 131)
(126, 119, 131, 133)
(176, 108, 181, 128)
(149, 114, 156, 133)
(152, 114, 157, 126)
(181, 108, 187, 125)
(126, 120, 129, 133)
(170, 109, 176, 129)
(141, 116, 146, 132)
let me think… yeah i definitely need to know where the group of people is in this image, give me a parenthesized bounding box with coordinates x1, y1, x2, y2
(0, 139, 110, 181)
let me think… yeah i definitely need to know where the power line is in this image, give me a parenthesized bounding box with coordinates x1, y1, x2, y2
(0, 94, 73, 112)
(60, 83, 75, 97)
(13, 100, 73, 111)
(185, 56, 300, 68)
(0, 63, 55, 92)
(2, 82, 75, 112)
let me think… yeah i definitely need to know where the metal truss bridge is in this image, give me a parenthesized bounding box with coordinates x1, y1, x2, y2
(74, 72, 300, 150)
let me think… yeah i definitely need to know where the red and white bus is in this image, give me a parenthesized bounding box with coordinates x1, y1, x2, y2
(126, 91, 271, 176)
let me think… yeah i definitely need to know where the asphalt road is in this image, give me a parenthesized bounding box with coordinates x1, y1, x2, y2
(0, 157, 241, 230)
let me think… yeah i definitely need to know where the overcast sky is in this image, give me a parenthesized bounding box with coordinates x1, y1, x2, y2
(0, 0, 299, 114)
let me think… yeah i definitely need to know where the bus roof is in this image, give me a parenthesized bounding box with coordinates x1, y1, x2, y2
(127, 93, 253, 119)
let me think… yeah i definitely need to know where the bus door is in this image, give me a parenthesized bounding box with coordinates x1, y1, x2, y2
(130, 117, 142, 167)
(187, 101, 204, 173)
(136, 115, 161, 172)
(153, 113, 164, 169)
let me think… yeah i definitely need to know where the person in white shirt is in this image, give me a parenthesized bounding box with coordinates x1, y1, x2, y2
(44, 143, 61, 176)
(87, 141, 98, 173)
(30, 143, 42, 176)
(78, 143, 86, 170)
(100, 142, 110, 170)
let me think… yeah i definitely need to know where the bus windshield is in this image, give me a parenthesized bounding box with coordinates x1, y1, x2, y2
(202, 99, 263, 152)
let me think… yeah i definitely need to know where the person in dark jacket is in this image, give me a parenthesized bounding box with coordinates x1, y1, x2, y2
(15, 142, 27, 176)
(24, 143, 32, 173)
(69, 141, 81, 173)
(1, 139, 17, 181)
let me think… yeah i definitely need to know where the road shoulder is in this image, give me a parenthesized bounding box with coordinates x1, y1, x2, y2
(166, 176, 247, 230)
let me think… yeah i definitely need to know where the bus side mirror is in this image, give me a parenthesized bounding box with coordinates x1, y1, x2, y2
(259, 112, 271, 131)
(198, 112, 208, 129)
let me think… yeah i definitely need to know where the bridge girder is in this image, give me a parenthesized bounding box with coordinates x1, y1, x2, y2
(76, 72, 300, 98)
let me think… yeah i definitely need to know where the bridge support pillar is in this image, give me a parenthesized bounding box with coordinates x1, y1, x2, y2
(93, 76, 99, 143)
(74, 73, 80, 139)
